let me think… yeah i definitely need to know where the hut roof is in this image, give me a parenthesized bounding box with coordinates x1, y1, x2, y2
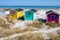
(46, 10, 60, 15)
(46, 10, 53, 14)
(30, 9, 37, 12)
(4, 8, 11, 11)
(15, 8, 23, 11)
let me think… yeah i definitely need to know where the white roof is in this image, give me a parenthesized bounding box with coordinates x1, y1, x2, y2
(46, 10, 60, 15)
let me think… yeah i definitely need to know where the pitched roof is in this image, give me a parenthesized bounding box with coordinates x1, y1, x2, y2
(4, 8, 11, 11)
(15, 8, 23, 11)
(46, 10, 60, 15)
(46, 10, 53, 14)
(30, 9, 37, 12)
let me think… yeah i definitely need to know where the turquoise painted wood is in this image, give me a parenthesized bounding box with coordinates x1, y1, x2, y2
(33, 12, 37, 20)
(25, 11, 34, 20)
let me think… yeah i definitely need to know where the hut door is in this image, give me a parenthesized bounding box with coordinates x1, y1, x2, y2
(25, 11, 33, 20)
(10, 10, 17, 20)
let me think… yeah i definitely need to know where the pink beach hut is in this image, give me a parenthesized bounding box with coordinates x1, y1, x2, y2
(46, 10, 60, 23)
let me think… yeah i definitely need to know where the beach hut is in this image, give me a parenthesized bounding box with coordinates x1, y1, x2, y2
(25, 9, 37, 20)
(46, 10, 60, 23)
(10, 8, 24, 20)
(10, 10, 17, 20)
(15, 8, 24, 20)
(4, 8, 11, 15)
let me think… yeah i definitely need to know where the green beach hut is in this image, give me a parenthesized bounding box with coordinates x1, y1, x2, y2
(24, 9, 37, 20)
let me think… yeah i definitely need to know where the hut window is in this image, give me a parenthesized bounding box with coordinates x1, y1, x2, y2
(12, 11, 16, 15)
(12, 11, 15, 14)
(51, 15, 55, 20)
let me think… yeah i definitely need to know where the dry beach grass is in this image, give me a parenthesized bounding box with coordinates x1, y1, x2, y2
(48, 21, 58, 28)
(0, 16, 10, 29)
(0, 16, 60, 40)
(26, 20, 45, 29)
(48, 32, 60, 40)
(5, 32, 45, 40)
(0, 28, 25, 37)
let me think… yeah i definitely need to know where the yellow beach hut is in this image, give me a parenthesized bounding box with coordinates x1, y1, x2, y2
(10, 9, 24, 20)
(10, 10, 17, 20)
(15, 8, 24, 20)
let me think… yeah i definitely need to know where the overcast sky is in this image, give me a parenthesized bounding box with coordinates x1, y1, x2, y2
(0, 0, 60, 6)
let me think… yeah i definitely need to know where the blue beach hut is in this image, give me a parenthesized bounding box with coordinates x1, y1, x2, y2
(24, 9, 37, 20)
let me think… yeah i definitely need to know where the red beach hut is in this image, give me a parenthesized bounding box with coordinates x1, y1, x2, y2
(46, 10, 59, 23)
